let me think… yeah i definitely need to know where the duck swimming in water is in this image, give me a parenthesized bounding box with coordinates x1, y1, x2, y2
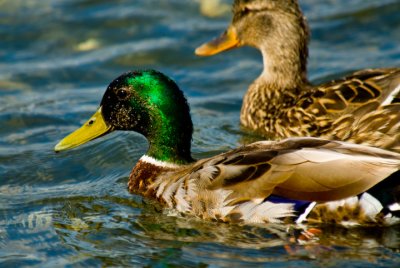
(196, 0, 400, 151)
(55, 70, 400, 225)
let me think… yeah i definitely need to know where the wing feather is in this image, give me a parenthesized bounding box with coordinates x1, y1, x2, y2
(149, 138, 400, 223)
(197, 138, 400, 203)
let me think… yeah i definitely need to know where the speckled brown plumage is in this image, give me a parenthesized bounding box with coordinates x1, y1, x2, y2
(241, 69, 400, 151)
(196, 0, 400, 151)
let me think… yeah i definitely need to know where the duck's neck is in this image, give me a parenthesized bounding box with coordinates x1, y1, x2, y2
(128, 115, 193, 196)
(146, 117, 194, 165)
(240, 23, 311, 135)
(258, 46, 308, 91)
(128, 155, 181, 196)
(256, 10, 310, 91)
(244, 45, 309, 113)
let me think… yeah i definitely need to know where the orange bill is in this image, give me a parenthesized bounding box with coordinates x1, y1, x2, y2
(195, 27, 240, 56)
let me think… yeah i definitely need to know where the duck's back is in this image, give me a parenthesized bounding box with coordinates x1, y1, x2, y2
(241, 68, 400, 152)
(307, 68, 400, 150)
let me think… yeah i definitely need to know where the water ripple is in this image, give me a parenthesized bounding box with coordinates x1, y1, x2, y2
(0, 38, 176, 79)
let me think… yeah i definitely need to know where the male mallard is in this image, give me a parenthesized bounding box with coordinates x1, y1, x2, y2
(55, 70, 400, 225)
(195, 0, 400, 151)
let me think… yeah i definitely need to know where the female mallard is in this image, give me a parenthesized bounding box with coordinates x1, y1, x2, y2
(195, 0, 400, 151)
(55, 70, 400, 225)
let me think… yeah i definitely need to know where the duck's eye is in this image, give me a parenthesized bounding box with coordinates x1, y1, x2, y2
(117, 89, 128, 99)
(241, 7, 250, 15)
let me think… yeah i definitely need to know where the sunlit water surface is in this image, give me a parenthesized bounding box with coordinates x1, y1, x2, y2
(1, 0, 400, 266)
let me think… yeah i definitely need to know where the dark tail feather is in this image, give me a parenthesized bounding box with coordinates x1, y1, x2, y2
(367, 170, 400, 217)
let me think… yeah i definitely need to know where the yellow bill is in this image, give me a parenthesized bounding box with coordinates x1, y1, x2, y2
(195, 27, 240, 56)
(54, 106, 111, 152)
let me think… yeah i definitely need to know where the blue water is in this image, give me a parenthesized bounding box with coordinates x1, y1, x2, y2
(1, 0, 400, 266)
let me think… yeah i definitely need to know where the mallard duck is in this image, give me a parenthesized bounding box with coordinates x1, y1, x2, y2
(195, 0, 400, 151)
(55, 70, 400, 225)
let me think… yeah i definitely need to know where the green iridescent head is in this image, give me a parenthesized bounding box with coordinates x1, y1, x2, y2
(55, 70, 194, 164)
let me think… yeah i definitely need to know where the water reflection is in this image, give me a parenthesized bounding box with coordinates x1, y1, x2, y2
(49, 193, 400, 266)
